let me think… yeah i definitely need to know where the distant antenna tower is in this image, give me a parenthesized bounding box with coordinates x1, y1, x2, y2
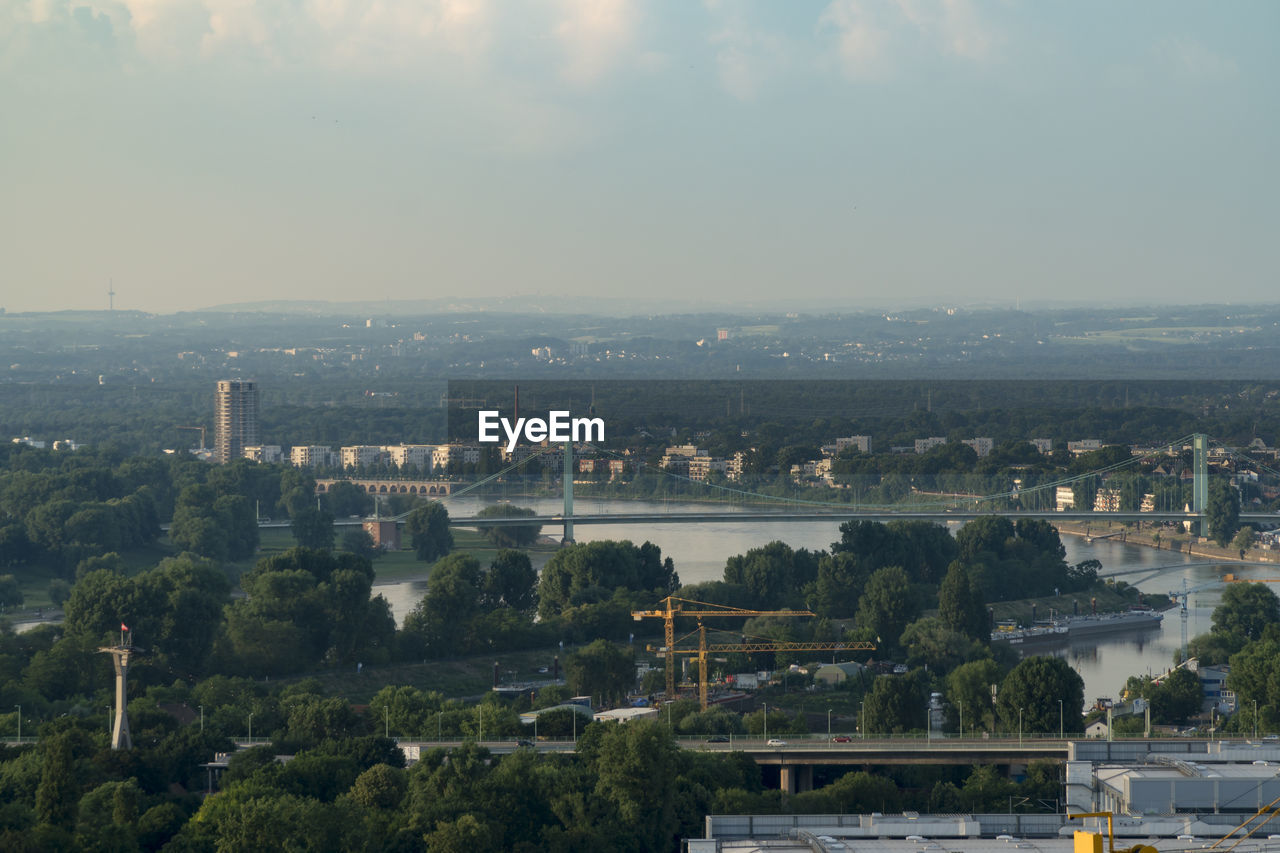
(108, 279, 115, 311)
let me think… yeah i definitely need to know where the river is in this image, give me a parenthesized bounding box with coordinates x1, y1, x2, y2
(376, 495, 1266, 707)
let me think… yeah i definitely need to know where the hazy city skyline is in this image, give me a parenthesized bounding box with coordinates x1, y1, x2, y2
(3, 1, 1277, 314)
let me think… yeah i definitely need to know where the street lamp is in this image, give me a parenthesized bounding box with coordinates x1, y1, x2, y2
(199, 705, 204, 733)
(1059, 699, 1064, 740)
(1018, 707, 1024, 747)
(763, 702, 767, 743)
(479, 705, 484, 744)
(385, 705, 390, 740)
(827, 708, 832, 742)
(959, 702, 964, 739)
(1254, 700, 1259, 740)
(860, 701, 865, 740)
(437, 711, 442, 741)
(248, 712, 254, 744)
(15, 705, 20, 743)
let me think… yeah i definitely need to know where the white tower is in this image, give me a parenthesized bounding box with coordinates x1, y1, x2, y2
(99, 635, 135, 750)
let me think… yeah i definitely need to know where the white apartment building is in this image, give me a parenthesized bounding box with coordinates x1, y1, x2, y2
(1031, 438, 1053, 454)
(242, 445, 283, 464)
(291, 445, 337, 468)
(341, 445, 387, 469)
(688, 456, 729, 482)
(385, 444, 435, 472)
(432, 444, 480, 470)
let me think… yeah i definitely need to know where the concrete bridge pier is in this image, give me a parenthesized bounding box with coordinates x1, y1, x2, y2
(779, 764, 814, 794)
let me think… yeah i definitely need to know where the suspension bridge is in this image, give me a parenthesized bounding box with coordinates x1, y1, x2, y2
(334, 433, 1280, 541)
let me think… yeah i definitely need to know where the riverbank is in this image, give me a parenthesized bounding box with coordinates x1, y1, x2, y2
(1053, 520, 1279, 566)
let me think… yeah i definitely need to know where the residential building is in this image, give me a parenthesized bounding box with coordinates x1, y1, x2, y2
(688, 456, 728, 482)
(341, 445, 387, 470)
(1068, 439, 1102, 455)
(1031, 438, 1053, 454)
(1056, 485, 1075, 511)
(384, 444, 435, 472)
(914, 436, 947, 454)
(660, 445, 706, 476)
(432, 444, 479, 470)
(12, 436, 46, 449)
(290, 445, 336, 468)
(726, 451, 749, 481)
(1095, 488, 1122, 512)
(242, 445, 283, 464)
(215, 379, 260, 464)
(962, 437, 994, 457)
(835, 435, 872, 454)
(51, 438, 82, 451)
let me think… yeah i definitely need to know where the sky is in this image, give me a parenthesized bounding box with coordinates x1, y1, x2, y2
(1, 0, 1277, 314)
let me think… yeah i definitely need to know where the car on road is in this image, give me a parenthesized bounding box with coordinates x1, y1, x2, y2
(516, 739, 534, 748)
(705, 735, 730, 743)
(831, 735, 852, 743)
(766, 738, 787, 747)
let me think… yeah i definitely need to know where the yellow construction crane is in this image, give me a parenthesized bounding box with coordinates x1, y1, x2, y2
(632, 596, 814, 699)
(652, 621, 876, 709)
(175, 425, 208, 451)
(1222, 573, 1280, 583)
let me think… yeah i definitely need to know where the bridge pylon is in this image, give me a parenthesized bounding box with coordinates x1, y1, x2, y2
(562, 441, 574, 545)
(1192, 434, 1208, 537)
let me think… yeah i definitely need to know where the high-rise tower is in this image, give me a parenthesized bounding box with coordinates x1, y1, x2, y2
(214, 380, 260, 463)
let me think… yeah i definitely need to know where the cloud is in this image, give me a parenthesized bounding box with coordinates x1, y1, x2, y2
(706, 1, 791, 101)
(1155, 36, 1238, 79)
(554, 0, 638, 85)
(818, 0, 995, 79)
(817, 0, 889, 79)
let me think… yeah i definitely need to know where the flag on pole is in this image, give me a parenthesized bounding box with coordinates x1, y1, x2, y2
(121, 622, 129, 632)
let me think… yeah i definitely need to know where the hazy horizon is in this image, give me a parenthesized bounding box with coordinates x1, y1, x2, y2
(4, 1, 1277, 314)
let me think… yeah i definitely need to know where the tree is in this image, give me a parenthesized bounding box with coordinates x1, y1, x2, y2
(0, 573, 22, 609)
(340, 529, 379, 561)
(402, 553, 483, 657)
(900, 617, 984, 674)
(1150, 668, 1202, 724)
(862, 672, 928, 734)
(946, 658, 1002, 734)
(1206, 481, 1240, 547)
(35, 732, 79, 827)
(856, 566, 919, 652)
(997, 657, 1084, 734)
(538, 540, 678, 619)
(1232, 526, 1256, 555)
(564, 639, 635, 707)
(291, 507, 335, 551)
(405, 501, 453, 561)
(589, 720, 681, 852)
(482, 549, 537, 614)
(323, 480, 374, 518)
(1212, 583, 1280, 644)
(722, 541, 819, 608)
(475, 504, 542, 548)
(938, 562, 987, 640)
